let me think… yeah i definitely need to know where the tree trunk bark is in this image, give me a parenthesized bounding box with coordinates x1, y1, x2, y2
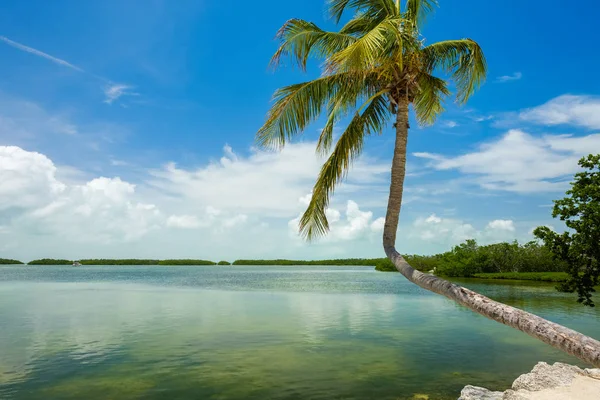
(382, 99, 600, 367)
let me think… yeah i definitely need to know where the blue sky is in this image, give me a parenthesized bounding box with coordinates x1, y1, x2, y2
(1, 0, 600, 261)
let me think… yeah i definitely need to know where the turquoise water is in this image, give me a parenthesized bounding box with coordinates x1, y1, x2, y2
(0, 265, 598, 399)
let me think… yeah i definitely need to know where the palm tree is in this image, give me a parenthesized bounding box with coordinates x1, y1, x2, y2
(256, 0, 600, 366)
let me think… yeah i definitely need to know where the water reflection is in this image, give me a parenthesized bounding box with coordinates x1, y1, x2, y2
(0, 266, 598, 400)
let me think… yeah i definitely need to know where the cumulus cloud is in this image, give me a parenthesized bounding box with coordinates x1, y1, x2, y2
(0, 144, 392, 260)
(519, 95, 600, 129)
(288, 199, 384, 243)
(414, 129, 600, 192)
(150, 142, 389, 218)
(411, 214, 518, 247)
(487, 219, 515, 231)
(0, 146, 66, 210)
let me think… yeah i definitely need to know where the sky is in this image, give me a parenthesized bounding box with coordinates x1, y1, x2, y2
(1, 0, 600, 262)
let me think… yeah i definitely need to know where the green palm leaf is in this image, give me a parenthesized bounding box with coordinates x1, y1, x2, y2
(299, 92, 390, 239)
(421, 39, 487, 103)
(270, 19, 357, 70)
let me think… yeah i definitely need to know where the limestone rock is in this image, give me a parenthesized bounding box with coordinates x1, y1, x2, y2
(511, 362, 584, 391)
(457, 385, 503, 400)
(584, 368, 600, 380)
(501, 390, 530, 400)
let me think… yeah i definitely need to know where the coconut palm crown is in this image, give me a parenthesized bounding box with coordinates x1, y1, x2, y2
(257, 0, 486, 240)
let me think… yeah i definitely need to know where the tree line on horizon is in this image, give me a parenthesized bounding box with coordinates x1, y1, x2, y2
(19, 259, 228, 266)
(1, 240, 567, 272)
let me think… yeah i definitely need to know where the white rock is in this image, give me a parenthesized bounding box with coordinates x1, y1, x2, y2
(457, 385, 503, 400)
(511, 362, 584, 391)
(584, 368, 600, 380)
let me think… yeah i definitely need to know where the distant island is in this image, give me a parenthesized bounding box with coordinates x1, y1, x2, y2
(1, 239, 571, 283)
(0, 258, 24, 265)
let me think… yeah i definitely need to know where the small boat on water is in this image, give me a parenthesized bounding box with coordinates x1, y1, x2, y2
(72, 261, 81, 267)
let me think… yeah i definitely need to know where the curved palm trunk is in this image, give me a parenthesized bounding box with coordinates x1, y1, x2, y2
(383, 99, 600, 367)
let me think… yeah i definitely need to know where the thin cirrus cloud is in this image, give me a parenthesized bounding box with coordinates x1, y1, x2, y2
(495, 72, 522, 83)
(0, 35, 84, 72)
(104, 84, 138, 104)
(0, 35, 133, 104)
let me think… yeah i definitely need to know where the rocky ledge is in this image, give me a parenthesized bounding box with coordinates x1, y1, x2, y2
(459, 362, 600, 400)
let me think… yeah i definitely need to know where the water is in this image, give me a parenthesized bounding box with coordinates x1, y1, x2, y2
(0, 265, 598, 400)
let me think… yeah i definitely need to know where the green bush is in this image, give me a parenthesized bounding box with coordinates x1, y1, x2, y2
(217, 261, 231, 265)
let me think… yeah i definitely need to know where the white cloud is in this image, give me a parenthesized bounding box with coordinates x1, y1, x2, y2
(104, 84, 137, 104)
(473, 115, 494, 122)
(412, 214, 518, 247)
(0, 146, 66, 210)
(288, 199, 384, 243)
(519, 95, 600, 129)
(412, 214, 476, 243)
(495, 72, 522, 83)
(0, 37, 137, 105)
(0, 36, 84, 72)
(487, 219, 515, 231)
(150, 142, 389, 218)
(0, 143, 393, 261)
(0, 146, 160, 245)
(414, 129, 600, 193)
(443, 121, 459, 128)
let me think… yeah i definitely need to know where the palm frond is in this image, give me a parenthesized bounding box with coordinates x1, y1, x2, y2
(327, 16, 407, 73)
(340, 13, 385, 36)
(328, 0, 397, 23)
(256, 72, 378, 149)
(405, 0, 438, 27)
(422, 39, 487, 104)
(270, 19, 356, 70)
(299, 92, 390, 239)
(412, 73, 450, 125)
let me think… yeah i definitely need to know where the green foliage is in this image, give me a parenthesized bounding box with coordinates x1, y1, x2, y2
(232, 258, 383, 266)
(534, 154, 600, 307)
(375, 255, 440, 272)
(434, 240, 567, 278)
(0, 258, 24, 264)
(28, 259, 73, 265)
(370, 240, 567, 277)
(374, 258, 396, 271)
(258, 0, 486, 240)
(158, 260, 216, 266)
(473, 272, 570, 282)
(217, 261, 231, 265)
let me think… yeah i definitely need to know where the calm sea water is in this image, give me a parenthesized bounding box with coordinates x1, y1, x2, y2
(0, 265, 598, 400)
